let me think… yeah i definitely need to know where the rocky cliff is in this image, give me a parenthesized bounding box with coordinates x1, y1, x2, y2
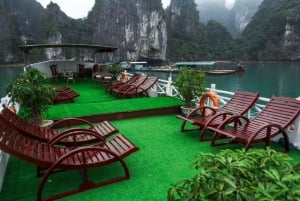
(0, 0, 167, 63)
(0, 0, 45, 62)
(283, 10, 300, 61)
(241, 0, 300, 61)
(89, 0, 167, 62)
(166, 0, 206, 61)
(196, 0, 263, 37)
(0, 0, 300, 63)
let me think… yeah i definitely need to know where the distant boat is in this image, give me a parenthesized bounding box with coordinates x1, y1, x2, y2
(172, 61, 245, 75)
(129, 61, 148, 70)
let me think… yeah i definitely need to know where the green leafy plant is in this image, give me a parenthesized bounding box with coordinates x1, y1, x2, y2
(5, 68, 56, 125)
(173, 67, 206, 107)
(168, 148, 300, 201)
(108, 64, 123, 79)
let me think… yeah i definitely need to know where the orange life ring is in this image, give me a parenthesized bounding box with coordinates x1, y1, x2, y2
(199, 91, 219, 109)
(121, 72, 128, 83)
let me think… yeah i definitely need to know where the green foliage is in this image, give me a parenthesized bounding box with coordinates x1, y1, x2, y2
(166, 1, 237, 61)
(239, 0, 300, 60)
(168, 148, 300, 201)
(205, 20, 236, 60)
(108, 64, 123, 79)
(5, 68, 56, 125)
(173, 67, 206, 107)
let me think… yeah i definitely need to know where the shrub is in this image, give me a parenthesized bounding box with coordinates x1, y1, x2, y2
(173, 67, 206, 107)
(5, 68, 56, 125)
(168, 148, 300, 201)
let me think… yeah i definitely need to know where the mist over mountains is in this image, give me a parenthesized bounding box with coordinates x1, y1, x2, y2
(0, 0, 299, 64)
(196, 0, 263, 37)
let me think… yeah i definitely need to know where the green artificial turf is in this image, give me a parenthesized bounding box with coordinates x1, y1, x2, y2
(1, 115, 300, 201)
(43, 78, 183, 119)
(1, 78, 300, 201)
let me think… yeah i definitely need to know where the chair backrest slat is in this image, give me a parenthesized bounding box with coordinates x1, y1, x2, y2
(220, 91, 259, 115)
(253, 96, 300, 129)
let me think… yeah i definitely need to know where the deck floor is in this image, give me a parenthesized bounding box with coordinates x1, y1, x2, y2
(1, 78, 300, 201)
(45, 78, 183, 121)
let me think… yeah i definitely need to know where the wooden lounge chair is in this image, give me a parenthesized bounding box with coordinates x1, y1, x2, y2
(0, 122, 139, 201)
(107, 73, 140, 93)
(0, 106, 118, 146)
(118, 76, 158, 97)
(112, 74, 148, 96)
(208, 96, 300, 152)
(176, 91, 259, 141)
(53, 86, 80, 104)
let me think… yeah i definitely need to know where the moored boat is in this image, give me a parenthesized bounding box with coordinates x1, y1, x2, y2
(173, 60, 245, 75)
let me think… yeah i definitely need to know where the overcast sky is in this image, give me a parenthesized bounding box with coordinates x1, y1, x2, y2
(37, 0, 171, 19)
(36, 0, 235, 19)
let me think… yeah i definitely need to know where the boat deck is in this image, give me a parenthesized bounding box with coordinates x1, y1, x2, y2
(1, 78, 300, 201)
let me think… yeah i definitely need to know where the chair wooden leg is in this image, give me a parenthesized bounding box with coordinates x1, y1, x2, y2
(180, 120, 200, 132)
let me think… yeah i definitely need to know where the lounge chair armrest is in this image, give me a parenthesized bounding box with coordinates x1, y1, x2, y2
(247, 123, 285, 141)
(48, 129, 106, 146)
(38, 146, 124, 200)
(59, 128, 105, 139)
(213, 115, 250, 130)
(49, 118, 95, 129)
(186, 106, 216, 117)
(202, 111, 235, 128)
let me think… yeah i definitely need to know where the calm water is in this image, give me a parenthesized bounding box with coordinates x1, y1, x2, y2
(1, 63, 300, 99)
(206, 63, 300, 98)
(144, 62, 300, 99)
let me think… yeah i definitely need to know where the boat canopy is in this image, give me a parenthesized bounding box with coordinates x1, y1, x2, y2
(174, 61, 216, 70)
(173, 61, 239, 70)
(129, 61, 148, 70)
(18, 44, 117, 54)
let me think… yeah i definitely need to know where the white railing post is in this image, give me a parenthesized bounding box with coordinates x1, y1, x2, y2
(206, 84, 217, 108)
(166, 76, 173, 96)
(210, 83, 216, 92)
(286, 97, 300, 150)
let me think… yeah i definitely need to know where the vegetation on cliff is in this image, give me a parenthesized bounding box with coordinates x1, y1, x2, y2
(0, 0, 300, 63)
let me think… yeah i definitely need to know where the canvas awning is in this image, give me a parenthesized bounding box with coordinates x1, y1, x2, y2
(18, 44, 117, 54)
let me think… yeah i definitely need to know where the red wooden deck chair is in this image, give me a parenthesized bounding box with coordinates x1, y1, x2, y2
(119, 76, 158, 97)
(0, 122, 139, 201)
(53, 86, 80, 104)
(107, 74, 140, 93)
(176, 91, 259, 141)
(112, 74, 148, 96)
(208, 96, 300, 152)
(0, 106, 118, 146)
